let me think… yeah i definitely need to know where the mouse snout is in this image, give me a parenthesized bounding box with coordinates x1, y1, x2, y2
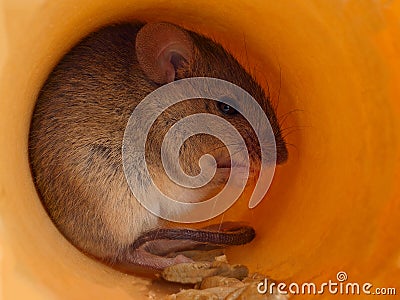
(275, 134, 288, 165)
(258, 123, 288, 165)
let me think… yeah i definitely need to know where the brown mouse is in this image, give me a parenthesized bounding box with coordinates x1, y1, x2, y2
(28, 22, 288, 271)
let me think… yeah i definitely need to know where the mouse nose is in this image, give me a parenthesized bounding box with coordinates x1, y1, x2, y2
(275, 136, 288, 165)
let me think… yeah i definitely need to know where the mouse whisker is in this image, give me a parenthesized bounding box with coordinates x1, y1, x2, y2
(270, 62, 282, 113)
(280, 127, 306, 140)
(276, 62, 282, 111)
(279, 124, 305, 133)
(241, 32, 250, 75)
(285, 142, 298, 151)
(278, 108, 304, 128)
(279, 124, 309, 134)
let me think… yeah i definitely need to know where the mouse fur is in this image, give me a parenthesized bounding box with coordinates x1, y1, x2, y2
(29, 22, 288, 270)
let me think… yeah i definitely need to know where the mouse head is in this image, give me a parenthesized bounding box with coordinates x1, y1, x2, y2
(135, 22, 288, 202)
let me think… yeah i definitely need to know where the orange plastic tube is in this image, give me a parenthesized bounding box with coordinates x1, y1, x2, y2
(1, 1, 399, 299)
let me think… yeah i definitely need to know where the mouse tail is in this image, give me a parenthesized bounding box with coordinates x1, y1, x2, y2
(130, 223, 255, 251)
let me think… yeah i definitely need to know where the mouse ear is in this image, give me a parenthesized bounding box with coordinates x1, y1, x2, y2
(136, 23, 194, 84)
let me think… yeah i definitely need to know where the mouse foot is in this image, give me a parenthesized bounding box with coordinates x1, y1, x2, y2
(116, 243, 195, 272)
(131, 247, 194, 269)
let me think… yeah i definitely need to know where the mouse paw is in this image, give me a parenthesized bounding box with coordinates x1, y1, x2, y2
(172, 254, 193, 264)
(121, 247, 194, 271)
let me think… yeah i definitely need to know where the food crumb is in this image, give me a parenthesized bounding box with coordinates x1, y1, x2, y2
(160, 250, 289, 299)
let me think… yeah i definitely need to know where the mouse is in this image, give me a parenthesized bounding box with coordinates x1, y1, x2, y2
(28, 22, 288, 272)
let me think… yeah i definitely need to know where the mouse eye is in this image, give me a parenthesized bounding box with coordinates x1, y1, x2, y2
(217, 102, 238, 115)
